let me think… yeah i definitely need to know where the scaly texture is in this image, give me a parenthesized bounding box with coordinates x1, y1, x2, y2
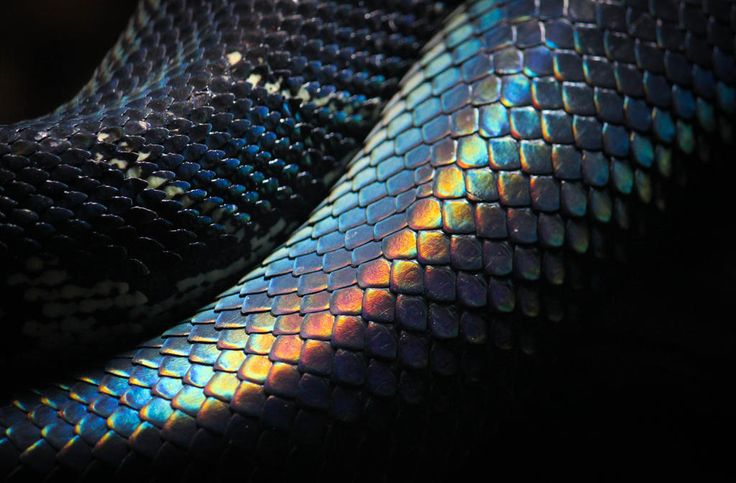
(0, 0, 452, 366)
(1, 0, 735, 480)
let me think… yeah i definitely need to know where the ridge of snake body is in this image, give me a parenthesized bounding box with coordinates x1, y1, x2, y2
(2, 0, 736, 480)
(0, 0, 452, 369)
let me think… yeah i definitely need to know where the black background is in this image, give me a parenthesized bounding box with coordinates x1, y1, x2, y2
(0, 1, 139, 124)
(0, 1, 734, 479)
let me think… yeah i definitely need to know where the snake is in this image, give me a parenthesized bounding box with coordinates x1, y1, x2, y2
(0, 0, 452, 370)
(1, 0, 734, 480)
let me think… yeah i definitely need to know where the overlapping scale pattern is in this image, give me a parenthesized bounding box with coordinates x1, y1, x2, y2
(0, 0, 452, 365)
(1, 0, 734, 480)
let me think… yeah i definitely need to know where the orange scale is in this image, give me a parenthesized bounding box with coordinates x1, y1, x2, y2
(416, 230, 451, 264)
(171, 387, 206, 415)
(301, 311, 335, 340)
(330, 286, 364, 315)
(457, 134, 487, 168)
(331, 315, 365, 350)
(407, 198, 442, 230)
(434, 165, 466, 198)
(204, 372, 240, 401)
(357, 258, 391, 288)
(214, 350, 246, 372)
(245, 333, 275, 355)
(382, 228, 417, 259)
(362, 288, 396, 322)
(238, 355, 272, 384)
(270, 335, 304, 364)
(390, 260, 424, 294)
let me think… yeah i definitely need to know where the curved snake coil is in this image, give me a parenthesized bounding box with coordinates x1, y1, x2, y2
(0, 0, 451, 369)
(2, 0, 736, 480)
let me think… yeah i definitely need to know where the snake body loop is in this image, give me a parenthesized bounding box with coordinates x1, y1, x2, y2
(0, 0, 452, 368)
(1, 0, 735, 480)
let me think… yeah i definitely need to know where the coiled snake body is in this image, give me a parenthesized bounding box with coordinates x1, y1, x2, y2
(1, 0, 734, 480)
(0, 0, 450, 366)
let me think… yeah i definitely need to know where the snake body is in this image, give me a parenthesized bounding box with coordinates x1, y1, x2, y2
(0, 0, 451, 368)
(1, 0, 735, 480)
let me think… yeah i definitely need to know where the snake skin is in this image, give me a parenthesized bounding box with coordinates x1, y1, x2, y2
(0, 0, 452, 368)
(2, 0, 735, 480)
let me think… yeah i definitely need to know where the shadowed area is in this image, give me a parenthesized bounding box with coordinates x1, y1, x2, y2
(0, 0, 139, 124)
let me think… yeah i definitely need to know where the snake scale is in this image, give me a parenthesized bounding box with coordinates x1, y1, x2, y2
(1, 0, 734, 480)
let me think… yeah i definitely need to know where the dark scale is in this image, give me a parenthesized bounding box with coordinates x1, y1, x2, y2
(0, 0, 454, 367)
